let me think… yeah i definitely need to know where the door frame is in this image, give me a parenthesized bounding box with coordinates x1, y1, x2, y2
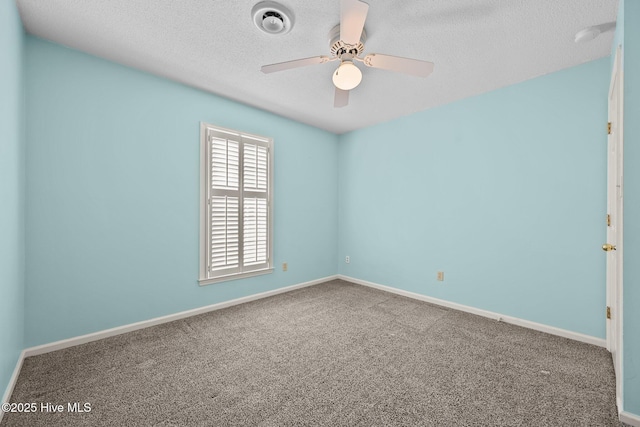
(607, 44, 624, 410)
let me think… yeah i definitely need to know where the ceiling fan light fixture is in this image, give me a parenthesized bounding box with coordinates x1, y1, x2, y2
(332, 61, 362, 90)
(259, 0, 435, 107)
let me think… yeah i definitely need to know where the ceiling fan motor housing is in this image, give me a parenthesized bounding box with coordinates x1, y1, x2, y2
(329, 24, 366, 58)
(252, 1, 293, 35)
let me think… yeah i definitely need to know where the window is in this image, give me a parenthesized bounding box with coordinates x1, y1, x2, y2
(199, 123, 273, 285)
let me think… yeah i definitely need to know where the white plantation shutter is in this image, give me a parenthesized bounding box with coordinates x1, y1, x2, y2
(242, 140, 269, 267)
(200, 124, 273, 284)
(211, 137, 239, 190)
(243, 197, 268, 265)
(209, 137, 240, 273)
(210, 196, 239, 270)
(243, 143, 268, 192)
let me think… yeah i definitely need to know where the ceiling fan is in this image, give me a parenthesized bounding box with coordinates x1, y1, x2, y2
(260, 0, 435, 108)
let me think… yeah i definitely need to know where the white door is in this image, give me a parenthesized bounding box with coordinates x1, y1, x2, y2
(606, 45, 623, 406)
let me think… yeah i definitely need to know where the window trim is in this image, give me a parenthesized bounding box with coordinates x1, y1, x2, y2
(199, 122, 274, 286)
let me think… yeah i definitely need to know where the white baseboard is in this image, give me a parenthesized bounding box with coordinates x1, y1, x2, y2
(621, 411, 640, 427)
(24, 275, 338, 358)
(0, 349, 26, 423)
(618, 396, 624, 418)
(338, 275, 606, 348)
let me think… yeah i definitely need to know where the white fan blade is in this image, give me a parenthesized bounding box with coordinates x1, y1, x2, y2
(363, 54, 434, 77)
(334, 88, 349, 108)
(261, 56, 329, 74)
(341, 0, 369, 46)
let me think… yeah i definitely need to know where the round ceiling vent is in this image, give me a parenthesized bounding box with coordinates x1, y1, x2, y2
(252, 1, 293, 35)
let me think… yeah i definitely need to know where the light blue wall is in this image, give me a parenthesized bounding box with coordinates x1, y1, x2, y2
(617, 0, 640, 416)
(0, 0, 25, 401)
(24, 37, 338, 347)
(338, 59, 610, 338)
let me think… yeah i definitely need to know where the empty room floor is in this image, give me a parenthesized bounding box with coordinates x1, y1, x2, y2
(1, 280, 623, 426)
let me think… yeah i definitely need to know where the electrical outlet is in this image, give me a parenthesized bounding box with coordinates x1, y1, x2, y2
(282, 262, 288, 272)
(345, 256, 350, 264)
(437, 271, 444, 281)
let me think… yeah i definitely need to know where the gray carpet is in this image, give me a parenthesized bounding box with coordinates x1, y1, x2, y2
(1, 280, 623, 426)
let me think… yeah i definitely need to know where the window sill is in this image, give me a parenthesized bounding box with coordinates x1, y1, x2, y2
(198, 268, 274, 286)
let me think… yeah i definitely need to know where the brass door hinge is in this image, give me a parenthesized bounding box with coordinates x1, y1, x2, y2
(606, 306, 611, 319)
(607, 214, 611, 227)
(608, 122, 612, 135)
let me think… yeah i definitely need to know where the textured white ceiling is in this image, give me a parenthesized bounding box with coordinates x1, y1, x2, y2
(16, 0, 618, 134)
